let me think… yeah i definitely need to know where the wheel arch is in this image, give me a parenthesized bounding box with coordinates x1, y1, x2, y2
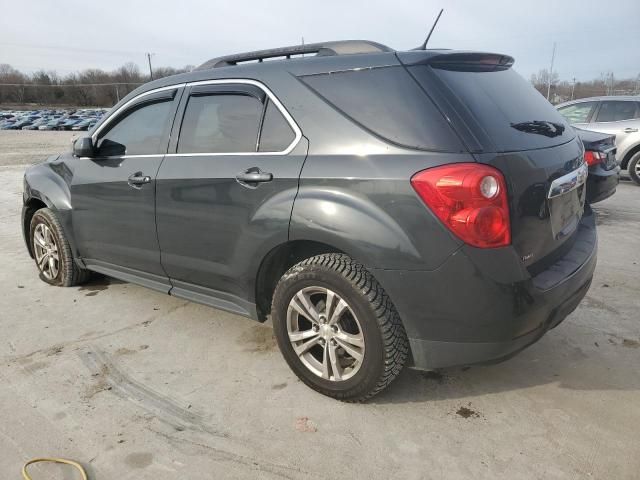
(22, 197, 48, 258)
(23, 163, 78, 258)
(254, 240, 346, 321)
(621, 142, 640, 170)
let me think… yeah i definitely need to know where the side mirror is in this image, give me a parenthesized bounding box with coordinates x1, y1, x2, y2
(73, 136, 95, 157)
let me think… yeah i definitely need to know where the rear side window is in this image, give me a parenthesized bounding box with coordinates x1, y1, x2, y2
(595, 101, 639, 122)
(299, 67, 462, 152)
(178, 94, 262, 153)
(558, 102, 597, 124)
(420, 67, 575, 152)
(258, 100, 295, 152)
(97, 100, 174, 156)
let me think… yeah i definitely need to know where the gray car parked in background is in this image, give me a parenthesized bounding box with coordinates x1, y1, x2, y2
(22, 40, 596, 401)
(557, 96, 640, 184)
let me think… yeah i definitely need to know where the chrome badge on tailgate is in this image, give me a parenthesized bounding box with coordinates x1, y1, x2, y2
(548, 163, 588, 199)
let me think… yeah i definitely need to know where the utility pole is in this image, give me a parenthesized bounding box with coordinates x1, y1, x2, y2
(571, 77, 576, 100)
(146, 53, 155, 80)
(546, 42, 556, 101)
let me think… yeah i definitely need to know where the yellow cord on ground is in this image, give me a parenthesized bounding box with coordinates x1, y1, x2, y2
(22, 458, 88, 480)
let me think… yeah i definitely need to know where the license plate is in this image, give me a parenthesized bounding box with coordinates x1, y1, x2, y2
(548, 164, 588, 239)
(549, 189, 584, 239)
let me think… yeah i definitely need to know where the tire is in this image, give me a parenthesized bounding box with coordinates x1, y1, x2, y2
(271, 253, 409, 402)
(29, 208, 91, 286)
(628, 152, 640, 185)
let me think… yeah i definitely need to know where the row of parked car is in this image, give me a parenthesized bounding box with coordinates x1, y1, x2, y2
(0, 108, 108, 131)
(557, 95, 640, 185)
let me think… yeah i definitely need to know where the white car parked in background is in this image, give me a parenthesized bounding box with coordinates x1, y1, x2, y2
(557, 96, 640, 184)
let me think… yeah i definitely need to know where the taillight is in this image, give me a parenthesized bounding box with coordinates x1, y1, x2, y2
(584, 150, 605, 166)
(411, 163, 511, 248)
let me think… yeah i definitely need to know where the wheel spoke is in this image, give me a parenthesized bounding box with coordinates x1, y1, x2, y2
(38, 252, 49, 268)
(34, 231, 46, 247)
(335, 337, 364, 363)
(321, 343, 330, 379)
(334, 330, 364, 348)
(50, 251, 59, 261)
(324, 289, 335, 318)
(328, 343, 342, 381)
(291, 291, 320, 323)
(288, 329, 319, 343)
(293, 336, 322, 357)
(49, 256, 57, 277)
(327, 299, 348, 326)
(44, 227, 53, 245)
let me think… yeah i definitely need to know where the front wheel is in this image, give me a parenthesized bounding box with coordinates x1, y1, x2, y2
(271, 254, 409, 402)
(628, 152, 640, 185)
(30, 208, 91, 286)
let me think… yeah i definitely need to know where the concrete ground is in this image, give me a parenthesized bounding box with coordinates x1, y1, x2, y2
(1, 132, 639, 479)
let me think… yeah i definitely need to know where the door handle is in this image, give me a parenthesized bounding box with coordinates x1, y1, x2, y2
(128, 172, 151, 188)
(235, 168, 273, 187)
(623, 128, 638, 133)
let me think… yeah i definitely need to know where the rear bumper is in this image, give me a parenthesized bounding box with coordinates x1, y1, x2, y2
(586, 165, 619, 204)
(373, 208, 597, 370)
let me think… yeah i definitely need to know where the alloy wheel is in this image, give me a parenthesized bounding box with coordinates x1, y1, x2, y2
(33, 223, 59, 280)
(286, 286, 365, 381)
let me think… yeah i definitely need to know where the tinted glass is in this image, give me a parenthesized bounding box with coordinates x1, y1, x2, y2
(426, 67, 574, 152)
(595, 101, 639, 122)
(258, 100, 295, 152)
(558, 102, 597, 124)
(299, 66, 462, 152)
(178, 94, 262, 153)
(97, 100, 174, 156)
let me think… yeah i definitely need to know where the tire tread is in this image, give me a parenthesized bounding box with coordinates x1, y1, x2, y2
(273, 253, 409, 402)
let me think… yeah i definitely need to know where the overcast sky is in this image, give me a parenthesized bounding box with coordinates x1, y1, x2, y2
(1, 0, 638, 81)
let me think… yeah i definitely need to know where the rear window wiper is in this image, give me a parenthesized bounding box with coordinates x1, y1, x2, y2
(510, 120, 565, 138)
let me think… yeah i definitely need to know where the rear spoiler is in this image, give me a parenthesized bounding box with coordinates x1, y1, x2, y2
(398, 50, 514, 72)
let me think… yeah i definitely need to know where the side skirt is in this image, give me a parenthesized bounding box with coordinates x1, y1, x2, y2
(82, 259, 259, 320)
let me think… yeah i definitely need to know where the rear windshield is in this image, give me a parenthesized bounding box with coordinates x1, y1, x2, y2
(298, 66, 463, 152)
(422, 67, 575, 152)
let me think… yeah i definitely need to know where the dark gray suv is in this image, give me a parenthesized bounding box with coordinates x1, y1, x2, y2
(22, 41, 597, 401)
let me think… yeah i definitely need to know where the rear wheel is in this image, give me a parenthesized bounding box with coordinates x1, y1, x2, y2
(30, 208, 91, 286)
(628, 152, 640, 185)
(271, 254, 408, 402)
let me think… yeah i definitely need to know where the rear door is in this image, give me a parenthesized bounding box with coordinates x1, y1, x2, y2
(155, 81, 307, 312)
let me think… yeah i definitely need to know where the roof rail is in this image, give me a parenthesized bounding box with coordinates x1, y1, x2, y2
(196, 40, 393, 70)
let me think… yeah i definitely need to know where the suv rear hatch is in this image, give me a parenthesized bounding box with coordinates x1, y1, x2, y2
(400, 51, 587, 272)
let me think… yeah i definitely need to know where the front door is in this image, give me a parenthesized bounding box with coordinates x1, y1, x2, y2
(155, 81, 306, 313)
(71, 87, 182, 283)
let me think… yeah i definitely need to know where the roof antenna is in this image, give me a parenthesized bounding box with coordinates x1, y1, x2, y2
(419, 8, 444, 50)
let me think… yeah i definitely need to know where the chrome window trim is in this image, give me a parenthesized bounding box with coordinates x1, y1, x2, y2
(547, 163, 588, 199)
(79, 154, 165, 160)
(91, 79, 302, 157)
(91, 84, 186, 143)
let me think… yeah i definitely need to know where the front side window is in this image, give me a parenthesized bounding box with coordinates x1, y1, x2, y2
(557, 102, 597, 124)
(178, 94, 263, 153)
(595, 101, 639, 122)
(97, 99, 174, 156)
